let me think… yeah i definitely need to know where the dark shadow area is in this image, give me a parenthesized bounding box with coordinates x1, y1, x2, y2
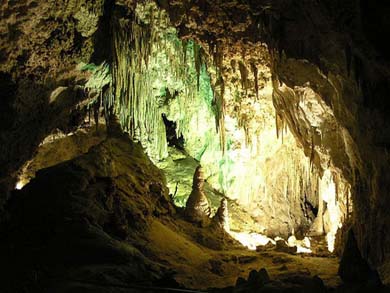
(162, 113, 185, 151)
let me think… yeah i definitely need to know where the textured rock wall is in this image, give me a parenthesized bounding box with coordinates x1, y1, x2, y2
(0, 134, 173, 292)
(159, 0, 390, 272)
(265, 0, 390, 270)
(0, 0, 109, 206)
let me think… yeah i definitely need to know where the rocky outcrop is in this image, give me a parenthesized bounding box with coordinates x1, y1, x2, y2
(0, 0, 106, 77)
(0, 0, 111, 207)
(212, 268, 330, 293)
(0, 134, 174, 292)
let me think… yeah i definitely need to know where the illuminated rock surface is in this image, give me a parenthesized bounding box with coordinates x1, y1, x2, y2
(184, 166, 211, 224)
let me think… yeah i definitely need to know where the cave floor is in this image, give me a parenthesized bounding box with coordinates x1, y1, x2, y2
(144, 216, 341, 290)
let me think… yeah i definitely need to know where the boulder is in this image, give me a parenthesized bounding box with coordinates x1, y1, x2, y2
(275, 240, 297, 254)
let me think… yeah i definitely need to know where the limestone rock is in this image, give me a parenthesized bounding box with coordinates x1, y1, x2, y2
(247, 268, 270, 287)
(0, 135, 173, 291)
(212, 198, 230, 232)
(308, 215, 324, 237)
(275, 239, 297, 254)
(233, 268, 270, 292)
(2, 0, 390, 286)
(184, 166, 211, 224)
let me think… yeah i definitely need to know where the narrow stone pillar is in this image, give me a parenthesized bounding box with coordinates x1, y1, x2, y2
(184, 166, 211, 224)
(212, 198, 230, 232)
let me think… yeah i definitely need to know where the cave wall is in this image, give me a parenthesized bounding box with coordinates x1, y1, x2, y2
(159, 0, 390, 270)
(0, 0, 110, 207)
(267, 0, 390, 269)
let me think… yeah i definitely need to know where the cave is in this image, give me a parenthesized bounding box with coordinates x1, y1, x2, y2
(0, 1, 389, 292)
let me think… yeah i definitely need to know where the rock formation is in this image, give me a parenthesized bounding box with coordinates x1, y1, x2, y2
(212, 197, 230, 232)
(339, 229, 381, 286)
(0, 133, 175, 292)
(184, 165, 211, 224)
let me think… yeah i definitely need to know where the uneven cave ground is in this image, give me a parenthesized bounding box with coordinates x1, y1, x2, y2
(0, 124, 385, 293)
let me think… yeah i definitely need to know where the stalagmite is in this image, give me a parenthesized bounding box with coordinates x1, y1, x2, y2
(184, 166, 211, 225)
(212, 198, 230, 232)
(238, 61, 248, 90)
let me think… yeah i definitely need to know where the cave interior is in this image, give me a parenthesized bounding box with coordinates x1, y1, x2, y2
(0, 0, 390, 292)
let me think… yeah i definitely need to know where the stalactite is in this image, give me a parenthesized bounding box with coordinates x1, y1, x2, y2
(82, 62, 112, 124)
(310, 132, 315, 165)
(251, 62, 259, 100)
(193, 42, 202, 90)
(231, 59, 236, 72)
(275, 113, 281, 139)
(213, 76, 226, 153)
(238, 61, 248, 90)
(110, 1, 221, 161)
(182, 39, 188, 65)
